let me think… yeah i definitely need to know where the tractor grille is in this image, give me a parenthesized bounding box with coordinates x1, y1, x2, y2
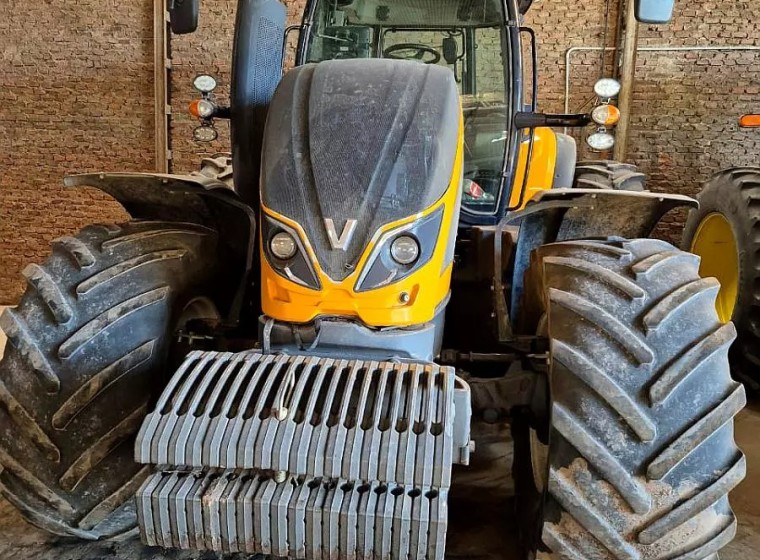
(135, 351, 471, 559)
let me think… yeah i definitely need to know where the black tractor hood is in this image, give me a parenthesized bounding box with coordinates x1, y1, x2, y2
(261, 59, 460, 282)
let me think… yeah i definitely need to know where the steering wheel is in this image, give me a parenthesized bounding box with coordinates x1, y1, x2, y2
(384, 43, 442, 65)
(464, 157, 504, 182)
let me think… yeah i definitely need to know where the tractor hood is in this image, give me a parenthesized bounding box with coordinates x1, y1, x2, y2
(260, 59, 460, 283)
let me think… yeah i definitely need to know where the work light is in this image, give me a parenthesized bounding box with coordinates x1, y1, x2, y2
(587, 131, 616, 151)
(593, 78, 622, 100)
(193, 125, 218, 143)
(193, 74, 218, 93)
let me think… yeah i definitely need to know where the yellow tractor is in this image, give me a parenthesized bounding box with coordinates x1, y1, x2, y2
(683, 112, 760, 391)
(0, 0, 745, 559)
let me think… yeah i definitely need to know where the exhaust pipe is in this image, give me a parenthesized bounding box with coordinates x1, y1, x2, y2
(231, 0, 287, 208)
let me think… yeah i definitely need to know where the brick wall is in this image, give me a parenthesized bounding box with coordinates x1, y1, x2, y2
(0, 0, 149, 303)
(1, 0, 759, 302)
(169, 0, 236, 174)
(169, 0, 306, 174)
(526, 0, 760, 240)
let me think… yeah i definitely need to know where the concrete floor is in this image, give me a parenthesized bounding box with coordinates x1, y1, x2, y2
(0, 307, 758, 558)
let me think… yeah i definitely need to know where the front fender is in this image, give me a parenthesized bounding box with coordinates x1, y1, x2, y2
(64, 171, 246, 226)
(65, 172, 257, 325)
(508, 188, 698, 323)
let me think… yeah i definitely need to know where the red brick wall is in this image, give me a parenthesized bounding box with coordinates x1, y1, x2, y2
(631, 6, 760, 239)
(0, 0, 149, 303)
(1, 0, 759, 302)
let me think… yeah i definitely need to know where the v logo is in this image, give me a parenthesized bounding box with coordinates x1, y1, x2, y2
(324, 218, 357, 251)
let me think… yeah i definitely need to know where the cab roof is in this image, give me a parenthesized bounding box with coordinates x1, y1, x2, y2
(342, 0, 505, 27)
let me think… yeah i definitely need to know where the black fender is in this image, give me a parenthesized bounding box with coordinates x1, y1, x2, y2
(64, 172, 257, 325)
(507, 188, 698, 323)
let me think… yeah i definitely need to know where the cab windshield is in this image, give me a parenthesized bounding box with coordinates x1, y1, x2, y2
(302, 0, 511, 215)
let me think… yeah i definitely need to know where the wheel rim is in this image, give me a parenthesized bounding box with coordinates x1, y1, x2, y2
(529, 428, 549, 492)
(690, 212, 739, 323)
(531, 315, 550, 493)
(175, 296, 220, 331)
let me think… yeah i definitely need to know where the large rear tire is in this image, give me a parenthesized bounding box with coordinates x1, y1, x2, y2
(514, 239, 745, 559)
(683, 167, 760, 387)
(0, 221, 220, 539)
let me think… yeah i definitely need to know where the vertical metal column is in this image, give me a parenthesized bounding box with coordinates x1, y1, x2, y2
(614, 0, 639, 161)
(154, 0, 172, 173)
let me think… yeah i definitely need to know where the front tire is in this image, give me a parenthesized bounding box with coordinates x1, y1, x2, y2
(683, 167, 760, 387)
(515, 238, 745, 559)
(0, 221, 220, 539)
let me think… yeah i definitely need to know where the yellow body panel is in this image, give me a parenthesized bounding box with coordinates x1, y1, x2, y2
(509, 127, 558, 210)
(260, 120, 464, 328)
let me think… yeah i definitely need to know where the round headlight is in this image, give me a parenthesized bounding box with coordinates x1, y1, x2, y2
(193, 125, 218, 143)
(270, 232, 297, 260)
(390, 235, 420, 265)
(587, 131, 616, 151)
(594, 78, 622, 99)
(591, 104, 621, 127)
(193, 74, 218, 93)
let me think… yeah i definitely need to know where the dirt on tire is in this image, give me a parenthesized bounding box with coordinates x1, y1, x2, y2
(515, 238, 745, 559)
(0, 221, 220, 539)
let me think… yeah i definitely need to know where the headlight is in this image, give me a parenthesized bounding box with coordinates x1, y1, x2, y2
(390, 235, 420, 265)
(594, 78, 621, 99)
(591, 104, 621, 127)
(587, 131, 616, 151)
(193, 74, 218, 93)
(262, 217, 320, 289)
(193, 125, 218, 143)
(270, 232, 297, 260)
(355, 207, 443, 293)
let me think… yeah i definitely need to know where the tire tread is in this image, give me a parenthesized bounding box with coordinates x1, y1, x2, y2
(529, 239, 744, 560)
(0, 221, 218, 539)
(573, 160, 646, 192)
(683, 166, 760, 386)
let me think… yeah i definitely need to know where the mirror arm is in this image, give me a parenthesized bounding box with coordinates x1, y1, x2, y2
(514, 112, 592, 129)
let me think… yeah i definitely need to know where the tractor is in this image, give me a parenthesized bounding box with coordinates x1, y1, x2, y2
(0, 0, 745, 559)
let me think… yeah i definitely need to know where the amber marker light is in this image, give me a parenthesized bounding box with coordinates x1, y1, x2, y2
(592, 104, 621, 127)
(189, 99, 216, 119)
(739, 114, 760, 128)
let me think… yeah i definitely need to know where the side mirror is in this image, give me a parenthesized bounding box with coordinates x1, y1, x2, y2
(518, 0, 534, 15)
(442, 37, 458, 65)
(634, 0, 675, 24)
(169, 0, 200, 34)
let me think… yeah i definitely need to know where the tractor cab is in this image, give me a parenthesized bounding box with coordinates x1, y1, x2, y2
(298, 0, 522, 223)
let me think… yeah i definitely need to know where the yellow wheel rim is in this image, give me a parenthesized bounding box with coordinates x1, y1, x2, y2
(690, 213, 739, 323)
